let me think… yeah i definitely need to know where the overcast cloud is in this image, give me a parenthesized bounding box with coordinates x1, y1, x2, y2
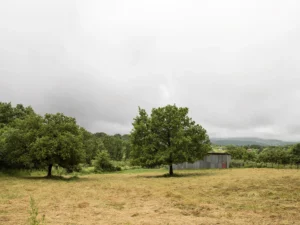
(1, 0, 300, 141)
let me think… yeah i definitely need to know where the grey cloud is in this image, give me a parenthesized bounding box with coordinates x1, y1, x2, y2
(1, 0, 300, 140)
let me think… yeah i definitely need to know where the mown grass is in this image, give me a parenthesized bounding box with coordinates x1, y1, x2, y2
(0, 168, 300, 225)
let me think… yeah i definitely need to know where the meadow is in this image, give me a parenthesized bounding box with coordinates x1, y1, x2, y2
(1, 168, 300, 225)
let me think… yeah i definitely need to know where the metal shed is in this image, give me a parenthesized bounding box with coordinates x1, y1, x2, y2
(173, 153, 231, 169)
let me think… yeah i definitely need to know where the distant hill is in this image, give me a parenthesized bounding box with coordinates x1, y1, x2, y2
(210, 137, 297, 146)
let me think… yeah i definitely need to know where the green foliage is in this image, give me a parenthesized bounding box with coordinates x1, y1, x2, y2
(110, 160, 141, 170)
(0, 101, 130, 175)
(94, 132, 108, 138)
(229, 160, 245, 168)
(102, 135, 123, 161)
(0, 102, 34, 127)
(3, 101, 300, 174)
(291, 143, 300, 164)
(93, 132, 130, 161)
(130, 105, 211, 175)
(0, 113, 43, 169)
(0, 102, 38, 168)
(258, 147, 291, 165)
(28, 196, 45, 225)
(0, 102, 15, 126)
(225, 145, 246, 160)
(81, 128, 106, 165)
(228, 144, 298, 168)
(243, 150, 257, 162)
(31, 113, 85, 176)
(94, 151, 121, 172)
(122, 139, 131, 160)
(225, 145, 259, 162)
(257, 148, 272, 164)
(0, 103, 85, 176)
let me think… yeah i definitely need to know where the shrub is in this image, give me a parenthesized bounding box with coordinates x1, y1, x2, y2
(94, 151, 121, 172)
(229, 160, 244, 168)
(64, 164, 82, 173)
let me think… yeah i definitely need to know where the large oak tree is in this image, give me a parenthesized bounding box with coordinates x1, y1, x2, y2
(130, 105, 211, 175)
(31, 113, 85, 177)
(0, 110, 85, 177)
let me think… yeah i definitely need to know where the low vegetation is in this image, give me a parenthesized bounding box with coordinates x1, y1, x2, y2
(220, 144, 300, 168)
(0, 168, 300, 225)
(28, 196, 45, 225)
(94, 151, 121, 172)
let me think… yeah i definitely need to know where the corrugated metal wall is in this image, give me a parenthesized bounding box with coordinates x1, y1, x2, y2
(173, 154, 231, 169)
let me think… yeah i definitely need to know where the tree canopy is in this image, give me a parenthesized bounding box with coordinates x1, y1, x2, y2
(0, 102, 87, 176)
(130, 105, 211, 175)
(3, 101, 300, 176)
(31, 113, 85, 176)
(291, 143, 300, 164)
(0, 102, 133, 176)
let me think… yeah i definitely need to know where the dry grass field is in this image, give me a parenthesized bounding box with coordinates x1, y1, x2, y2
(1, 168, 300, 225)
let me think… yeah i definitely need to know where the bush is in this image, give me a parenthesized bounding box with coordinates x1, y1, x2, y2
(0, 169, 31, 176)
(64, 164, 82, 173)
(94, 151, 121, 172)
(229, 160, 244, 168)
(110, 160, 142, 170)
(111, 160, 130, 168)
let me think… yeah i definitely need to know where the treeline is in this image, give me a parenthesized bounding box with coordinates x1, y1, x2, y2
(0, 102, 130, 176)
(223, 144, 300, 168)
(2, 101, 300, 176)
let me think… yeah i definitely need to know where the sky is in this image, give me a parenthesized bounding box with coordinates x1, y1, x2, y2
(1, 0, 300, 141)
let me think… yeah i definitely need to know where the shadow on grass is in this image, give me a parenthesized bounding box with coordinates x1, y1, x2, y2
(18, 175, 91, 182)
(0, 169, 96, 181)
(138, 171, 217, 179)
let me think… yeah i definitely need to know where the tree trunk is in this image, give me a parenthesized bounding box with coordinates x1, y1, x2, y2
(47, 164, 53, 177)
(169, 164, 173, 176)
